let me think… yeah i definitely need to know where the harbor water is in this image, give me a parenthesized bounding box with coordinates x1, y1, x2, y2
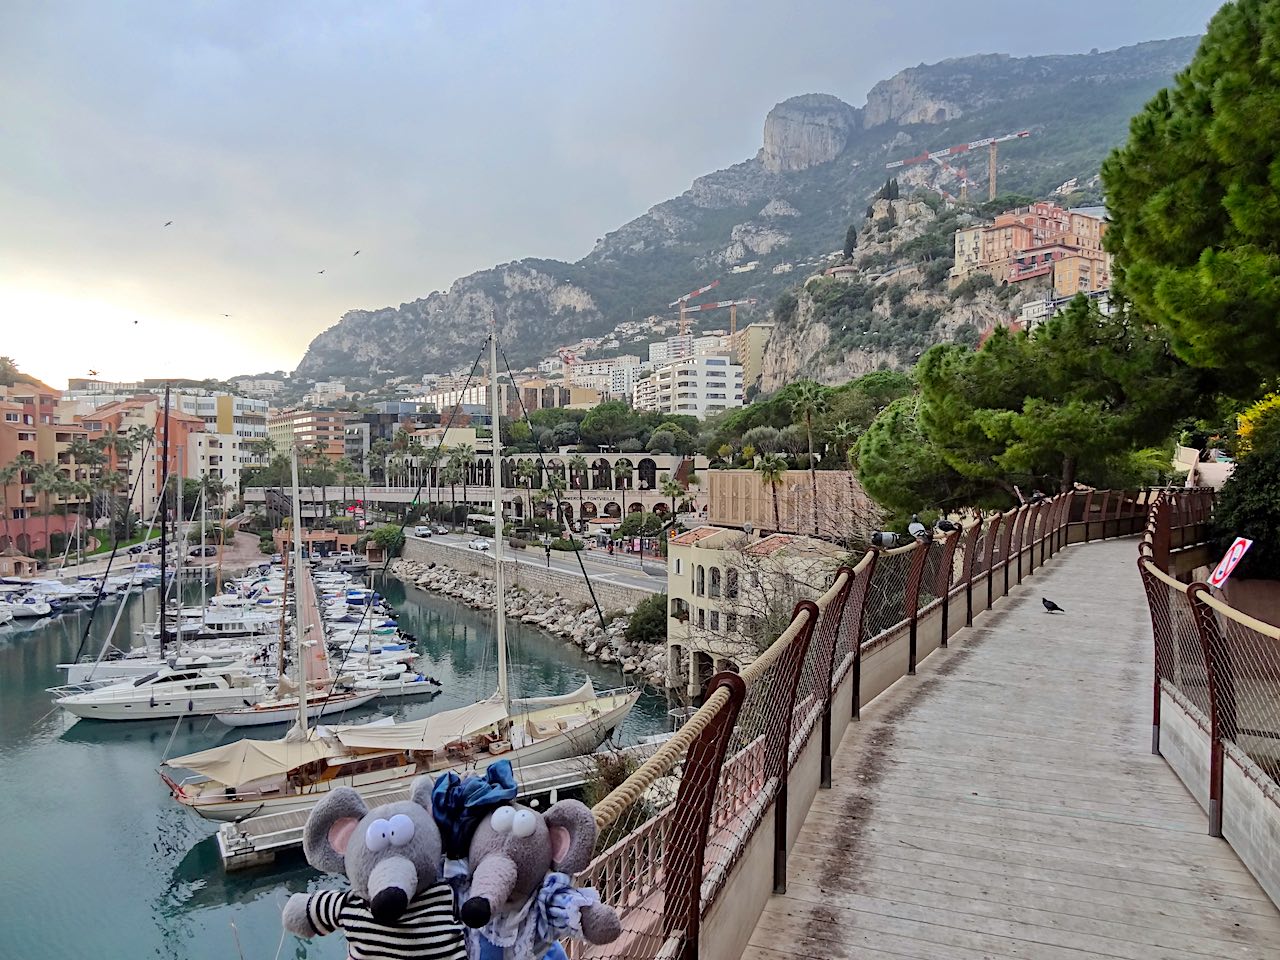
(0, 576, 668, 959)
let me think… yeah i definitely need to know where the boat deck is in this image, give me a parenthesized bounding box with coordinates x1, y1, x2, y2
(216, 736, 669, 870)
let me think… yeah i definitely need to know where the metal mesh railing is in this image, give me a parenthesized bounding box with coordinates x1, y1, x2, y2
(1197, 594, 1280, 787)
(576, 490, 1153, 958)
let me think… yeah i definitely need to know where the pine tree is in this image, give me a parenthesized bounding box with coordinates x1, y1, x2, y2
(843, 224, 858, 260)
(1103, 0, 1280, 397)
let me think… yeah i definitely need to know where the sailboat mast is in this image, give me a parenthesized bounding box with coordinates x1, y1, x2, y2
(289, 445, 308, 738)
(200, 482, 207, 620)
(158, 387, 171, 655)
(489, 330, 509, 712)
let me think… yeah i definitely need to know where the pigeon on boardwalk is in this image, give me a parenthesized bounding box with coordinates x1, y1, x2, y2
(1042, 597, 1065, 613)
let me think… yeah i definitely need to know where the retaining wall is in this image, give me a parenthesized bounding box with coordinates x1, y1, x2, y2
(400, 537, 651, 613)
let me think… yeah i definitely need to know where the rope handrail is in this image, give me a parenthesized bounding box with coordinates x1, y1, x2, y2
(1195, 588, 1280, 640)
(592, 685, 733, 830)
(740, 605, 814, 686)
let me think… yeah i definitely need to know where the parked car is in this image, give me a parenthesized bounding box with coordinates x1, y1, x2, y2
(467, 539, 490, 551)
(188, 545, 218, 558)
(434, 525, 448, 535)
(128, 538, 161, 555)
(414, 525, 432, 537)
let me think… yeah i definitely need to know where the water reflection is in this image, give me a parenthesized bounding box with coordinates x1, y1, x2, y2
(0, 575, 669, 959)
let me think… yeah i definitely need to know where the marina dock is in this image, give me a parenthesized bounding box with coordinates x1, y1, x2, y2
(216, 736, 670, 870)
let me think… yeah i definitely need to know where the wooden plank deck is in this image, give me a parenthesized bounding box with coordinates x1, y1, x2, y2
(746, 538, 1280, 959)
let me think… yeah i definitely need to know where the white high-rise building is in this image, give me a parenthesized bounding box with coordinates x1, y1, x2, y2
(647, 335, 693, 368)
(632, 352, 744, 419)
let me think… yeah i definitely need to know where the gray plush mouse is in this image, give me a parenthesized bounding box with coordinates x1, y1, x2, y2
(459, 799, 621, 958)
(283, 776, 466, 960)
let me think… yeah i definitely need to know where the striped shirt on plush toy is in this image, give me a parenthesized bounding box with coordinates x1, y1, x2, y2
(306, 882, 466, 960)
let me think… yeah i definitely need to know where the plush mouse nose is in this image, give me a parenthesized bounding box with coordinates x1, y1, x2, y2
(371, 887, 409, 923)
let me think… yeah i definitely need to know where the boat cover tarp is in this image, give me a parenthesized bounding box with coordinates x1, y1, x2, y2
(165, 734, 335, 788)
(333, 699, 509, 751)
(510, 679, 596, 710)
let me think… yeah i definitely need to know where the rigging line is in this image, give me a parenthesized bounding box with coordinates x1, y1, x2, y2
(496, 340, 607, 630)
(69, 438, 156, 664)
(327, 341, 488, 711)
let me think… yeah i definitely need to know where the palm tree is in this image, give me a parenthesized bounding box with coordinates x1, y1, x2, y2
(545, 473, 568, 528)
(32, 461, 63, 560)
(828, 420, 860, 467)
(613, 458, 633, 491)
(568, 454, 588, 524)
(514, 459, 537, 522)
(659, 472, 683, 517)
(790, 380, 828, 537)
(452, 443, 476, 514)
(96, 469, 123, 541)
(421, 446, 444, 511)
(754, 453, 787, 534)
(406, 439, 426, 489)
(0, 460, 22, 550)
(440, 461, 463, 530)
(67, 478, 93, 561)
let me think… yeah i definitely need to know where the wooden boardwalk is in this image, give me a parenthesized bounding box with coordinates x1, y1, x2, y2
(746, 538, 1280, 960)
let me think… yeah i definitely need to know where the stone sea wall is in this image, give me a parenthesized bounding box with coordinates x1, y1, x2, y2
(391, 558, 667, 688)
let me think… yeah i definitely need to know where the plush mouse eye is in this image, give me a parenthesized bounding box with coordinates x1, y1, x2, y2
(512, 809, 538, 839)
(491, 806, 516, 834)
(388, 813, 415, 847)
(365, 818, 392, 853)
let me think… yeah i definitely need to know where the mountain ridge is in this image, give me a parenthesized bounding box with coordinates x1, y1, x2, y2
(294, 35, 1200, 382)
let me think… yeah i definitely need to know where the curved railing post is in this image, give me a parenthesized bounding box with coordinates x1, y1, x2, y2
(999, 510, 1016, 598)
(936, 529, 960, 647)
(820, 570, 855, 789)
(849, 551, 877, 722)
(1188, 584, 1232, 839)
(984, 513, 1001, 611)
(770, 600, 819, 895)
(961, 519, 982, 627)
(662, 671, 746, 959)
(1136, 555, 1167, 756)
(905, 542, 930, 675)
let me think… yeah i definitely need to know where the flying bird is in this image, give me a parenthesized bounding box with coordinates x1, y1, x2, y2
(317, 269, 326, 275)
(1042, 597, 1065, 614)
(88, 369, 98, 376)
(163, 221, 173, 227)
(222, 313, 232, 318)
(352, 250, 360, 256)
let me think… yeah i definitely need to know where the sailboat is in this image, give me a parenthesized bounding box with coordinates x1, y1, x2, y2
(160, 330, 639, 821)
(212, 447, 378, 728)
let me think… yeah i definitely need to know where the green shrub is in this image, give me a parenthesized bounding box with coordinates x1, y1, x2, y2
(550, 538, 583, 551)
(370, 525, 406, 557)
(625, 593, 668, 646)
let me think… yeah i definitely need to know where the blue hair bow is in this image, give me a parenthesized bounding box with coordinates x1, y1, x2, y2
(432, 759, 518, 858)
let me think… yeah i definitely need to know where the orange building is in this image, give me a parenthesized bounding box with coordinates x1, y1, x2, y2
(952, 201, 1111, 292)
(1, 375, 91, 555)
(267, 408, 351, 460)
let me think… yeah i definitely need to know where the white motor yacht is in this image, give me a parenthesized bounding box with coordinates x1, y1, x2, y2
(53, 667, 271, 721)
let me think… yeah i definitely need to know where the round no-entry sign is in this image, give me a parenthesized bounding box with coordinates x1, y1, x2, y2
(1208, 537, 1253, 588)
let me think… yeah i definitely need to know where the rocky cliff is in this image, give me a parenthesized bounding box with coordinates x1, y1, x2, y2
(293, 35, 1201, 382)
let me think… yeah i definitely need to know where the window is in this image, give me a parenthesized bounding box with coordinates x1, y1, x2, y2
(3, 413, 16, 422)
(726, 614, 737, 634)
(674, 557, 682, 576)
(710, 611, 720, 631)
(709, 567, 721, 598)
(726, 568, 739, 599)
(695, 565, 705, 596)
(697, 609, 705, 629)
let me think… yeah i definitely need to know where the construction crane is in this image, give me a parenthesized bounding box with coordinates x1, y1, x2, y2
(680, 298, 759, 339)
(668, 280, 720, 337)
(886, 130, 1031, 201)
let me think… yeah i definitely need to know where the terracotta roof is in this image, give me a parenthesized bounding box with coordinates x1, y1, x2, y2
(742, 534, 794, 557)
(669, 526, 724, 546)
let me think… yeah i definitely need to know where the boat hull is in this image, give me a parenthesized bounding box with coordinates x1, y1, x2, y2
(57, 689, 264, 721)
(180, 693, 638, 821)
(213, 691, 380, 728)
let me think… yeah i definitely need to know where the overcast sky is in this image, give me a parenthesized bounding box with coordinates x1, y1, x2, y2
(2, 0, 1223, 387)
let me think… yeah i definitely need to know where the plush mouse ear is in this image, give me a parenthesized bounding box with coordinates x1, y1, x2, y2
(303, 787, 368, 874)
(409, 775, 435, 814)
(543, 799, 598, 875)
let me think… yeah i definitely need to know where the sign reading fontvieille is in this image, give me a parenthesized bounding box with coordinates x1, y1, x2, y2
(1208, 537, 1253, 589)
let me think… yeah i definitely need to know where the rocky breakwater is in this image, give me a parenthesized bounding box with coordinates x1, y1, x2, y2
(392, 559, 668, 688)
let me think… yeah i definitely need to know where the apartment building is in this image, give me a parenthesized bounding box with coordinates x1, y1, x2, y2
(665, 527, 843, 694)
(632, 352, 744, 418)
(731, 322, 774, 395)
(951, 201, 1111, 294)
(267, 409, 351, 459)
